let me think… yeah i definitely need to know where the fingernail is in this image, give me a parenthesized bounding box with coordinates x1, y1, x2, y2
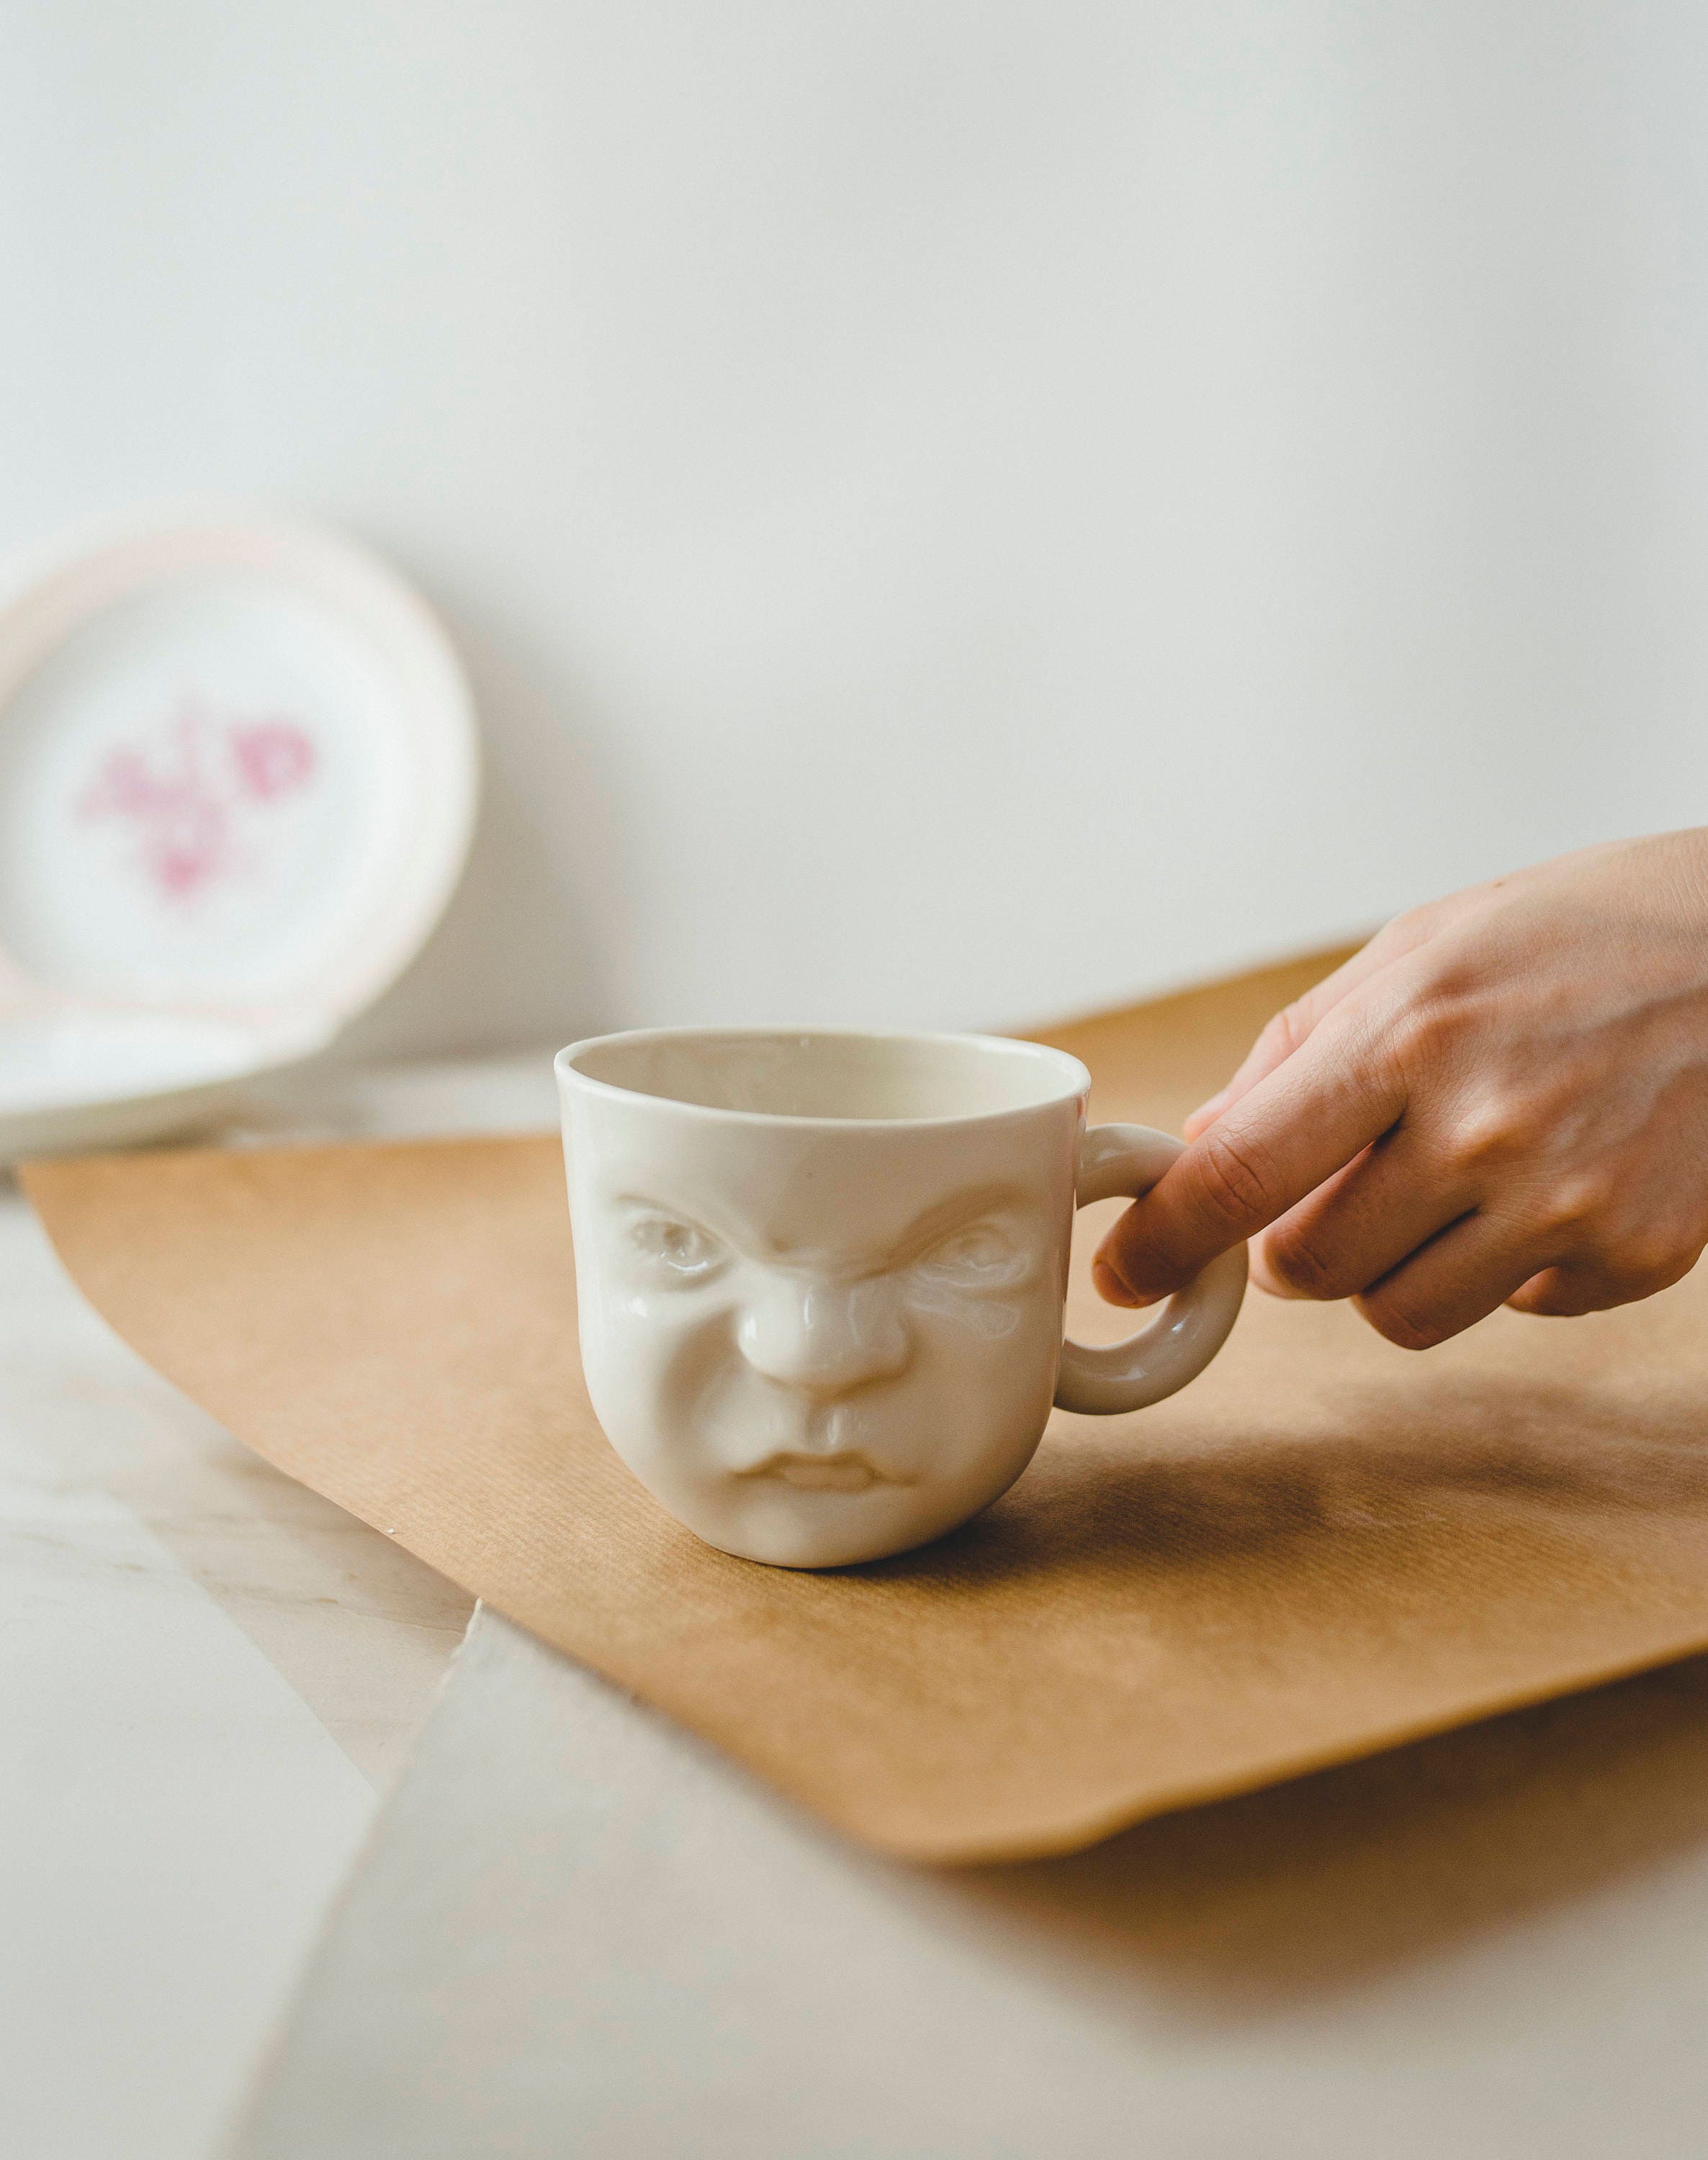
(1248, 1248, 1308, 1300)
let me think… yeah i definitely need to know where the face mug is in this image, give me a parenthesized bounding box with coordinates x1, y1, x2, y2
(557, 1027, 1248, 1570)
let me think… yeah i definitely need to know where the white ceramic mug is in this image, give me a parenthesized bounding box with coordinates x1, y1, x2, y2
(557, 1027, 1247, 1569)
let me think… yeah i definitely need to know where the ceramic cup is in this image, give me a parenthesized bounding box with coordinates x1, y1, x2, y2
(557, 1027, 1247, 1569)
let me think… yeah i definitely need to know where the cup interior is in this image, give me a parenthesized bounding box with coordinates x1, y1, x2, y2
(562, 1028, 1087, 1123)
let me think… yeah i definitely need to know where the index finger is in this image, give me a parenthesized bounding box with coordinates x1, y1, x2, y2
(1181, 933, 1398, 1138)
(1092, 1019, 1408, 1303)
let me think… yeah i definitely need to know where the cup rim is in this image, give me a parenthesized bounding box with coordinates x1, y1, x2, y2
(554, 1024, 1092, 1130)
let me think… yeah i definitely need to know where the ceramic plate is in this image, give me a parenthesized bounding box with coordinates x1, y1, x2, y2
(0, 508, 478, 1161)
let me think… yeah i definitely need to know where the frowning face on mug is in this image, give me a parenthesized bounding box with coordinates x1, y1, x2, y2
(560, 1026, 1244, 1570)
(570, 1136, 1070, 1567)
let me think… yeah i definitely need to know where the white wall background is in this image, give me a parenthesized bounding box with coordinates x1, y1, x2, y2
(4, 2, 1708, 1056)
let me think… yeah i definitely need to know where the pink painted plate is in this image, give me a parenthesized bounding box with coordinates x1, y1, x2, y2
(0, 508, 478, 1160)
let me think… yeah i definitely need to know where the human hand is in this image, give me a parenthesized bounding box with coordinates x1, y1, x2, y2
(1093, 829, 1708, 1348)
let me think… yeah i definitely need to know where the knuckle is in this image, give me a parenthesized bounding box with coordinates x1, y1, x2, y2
(1552, 1197, 1676, 1280)
(1604, 1228, 1696, 1290)
(1263, 1001, 1311, 1060)
(1193, 1124, 1282, 1230)
(1444, 1094, 1535, 1174)
(1652, 1236, 1704, 1290)
(1511, 1232, 1700, 1318)
(1367, 906, 1431, 964)
(1260, 1222, 1347, 1300)
(1546, 1169, 1622, 1230)
(1357, 1287, 1446, 1352)
(1388, 993, 1457, 1073)
(1529, 1270, 1624, 1318)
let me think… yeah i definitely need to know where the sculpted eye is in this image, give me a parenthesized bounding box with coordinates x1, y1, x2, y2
(628, 1215, 728, 1284)
(914, 1220, 1030, 1291)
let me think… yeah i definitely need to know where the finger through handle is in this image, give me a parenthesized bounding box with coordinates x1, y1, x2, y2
(1053, 1124, 1248, 1415)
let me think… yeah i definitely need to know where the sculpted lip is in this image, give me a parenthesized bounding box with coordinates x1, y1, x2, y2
(740, 1451, 907, 1493)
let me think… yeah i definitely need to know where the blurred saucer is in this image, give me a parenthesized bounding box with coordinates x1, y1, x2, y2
(0, 507, 478, 1162)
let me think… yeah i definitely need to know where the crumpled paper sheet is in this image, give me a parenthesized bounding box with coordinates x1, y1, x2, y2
(24, 953, 1708, 1861)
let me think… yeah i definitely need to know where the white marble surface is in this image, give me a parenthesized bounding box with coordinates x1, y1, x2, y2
(0, 1056, 549, 2160)
(0, 1198, 379, 2160)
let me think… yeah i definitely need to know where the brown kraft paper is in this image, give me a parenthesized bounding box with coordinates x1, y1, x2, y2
(22, 951, 1708, 1863)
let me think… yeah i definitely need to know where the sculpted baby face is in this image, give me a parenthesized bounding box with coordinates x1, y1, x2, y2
(562, 1028, 1244, 1567)
(572, 1133, 1071, 1566)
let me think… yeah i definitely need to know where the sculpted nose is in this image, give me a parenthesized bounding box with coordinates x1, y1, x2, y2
(737, 1276, 911, 1394)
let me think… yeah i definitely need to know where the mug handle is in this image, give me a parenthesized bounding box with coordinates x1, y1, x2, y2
(1053, 1124, 1248, 1416)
